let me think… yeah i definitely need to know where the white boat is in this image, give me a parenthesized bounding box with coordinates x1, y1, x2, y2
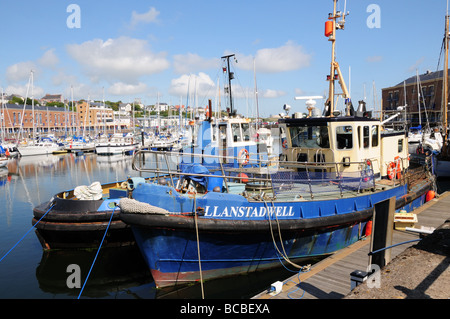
(17, 136, 63, 157)
(65, 136, 96, 153)
(95, 132, 140, 156)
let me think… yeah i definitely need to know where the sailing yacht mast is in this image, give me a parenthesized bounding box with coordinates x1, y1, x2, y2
(444, 12, 449, 143)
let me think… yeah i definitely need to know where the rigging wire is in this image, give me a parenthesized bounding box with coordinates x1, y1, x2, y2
(0, 204, 55, 263)
(77, 206, 116, 299)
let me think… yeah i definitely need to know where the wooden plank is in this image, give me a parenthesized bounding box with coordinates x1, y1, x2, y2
(254, 191, 450, 300)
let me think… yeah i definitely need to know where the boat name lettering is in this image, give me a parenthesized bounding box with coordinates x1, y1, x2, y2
(204, 205, 294, 218)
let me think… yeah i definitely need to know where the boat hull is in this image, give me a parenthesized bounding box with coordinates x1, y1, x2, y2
(128, 213, 368, 287)
(95, 143, 139, 156)
(32, 195, 134, 250)
(121, 178, 432, 288)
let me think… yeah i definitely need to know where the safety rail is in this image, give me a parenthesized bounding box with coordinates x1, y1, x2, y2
(131, 150, 377, 200)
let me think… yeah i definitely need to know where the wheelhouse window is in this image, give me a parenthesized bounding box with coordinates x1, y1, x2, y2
(211, 124, 217, 142)
(336, 125, 353, 149)
(398, 138, 403, 153)
(289, 125, 329, 148)
(231, 123, 242, 142)
(242, 123, 250, 141)
(371, 125, 379, 147)
(363, 126, 370, 149)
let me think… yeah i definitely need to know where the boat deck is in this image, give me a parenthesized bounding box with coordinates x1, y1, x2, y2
(253, 191, 450, 299)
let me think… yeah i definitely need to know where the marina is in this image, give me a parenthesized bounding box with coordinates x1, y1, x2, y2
(0, 152, 448, 299)
(1, 0, 450, 306)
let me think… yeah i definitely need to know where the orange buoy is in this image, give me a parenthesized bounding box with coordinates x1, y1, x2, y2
(325, 20, 333, 37)
(238, 173, 248, 183)
(365, 220, 373, 237)
(426, 190, 435, 202)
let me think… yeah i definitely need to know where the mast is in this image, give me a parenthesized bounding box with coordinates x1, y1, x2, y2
(254, 58, 260, 130)
(31, 70, 35, 141)
(444, 13, 449, 143)
(325, 0, 352, 117)
(221, 54, 236, 116)
(417, 70, 422, 128)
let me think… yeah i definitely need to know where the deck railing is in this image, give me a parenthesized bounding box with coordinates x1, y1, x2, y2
(131, 150, 379, 200)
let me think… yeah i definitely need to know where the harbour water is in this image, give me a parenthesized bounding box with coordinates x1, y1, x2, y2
(0, 152, 297, 299)
(0, 152, 449, 299)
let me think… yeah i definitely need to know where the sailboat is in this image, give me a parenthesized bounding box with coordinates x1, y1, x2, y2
(16, 71, 63, 157)
(118, 1, 434, 288)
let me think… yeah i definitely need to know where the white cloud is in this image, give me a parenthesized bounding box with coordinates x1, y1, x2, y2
(407, 57, 425, 73)
(130, 7, 160, 28)
(5, 84, 44, 100)
(38, 49, 59, 68)
(173, 53, 219, 74)
(108, 82, 148, 95)
(169, 72, 215, 97)
(366, 55, 383, 63)
(66, 36, 170, 83)
(236, 41, 312, 73)
(261, 89, 287, 98)
(6, 61, 38, 83)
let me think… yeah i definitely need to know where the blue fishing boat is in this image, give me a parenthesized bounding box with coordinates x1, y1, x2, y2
(118, 1, 435, 288)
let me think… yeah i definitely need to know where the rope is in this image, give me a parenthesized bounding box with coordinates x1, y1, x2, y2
(286, 266, 310, 299)
(264, 199, 304, 269)
(0, 204, 55, 263)
(193, 194, 205, 299)
(368, 238, 422, 256)
(77, 206, 116, 299)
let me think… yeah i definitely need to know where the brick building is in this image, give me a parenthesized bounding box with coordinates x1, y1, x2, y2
(381, 70, 450, 128)
(0, 103, 79, 134)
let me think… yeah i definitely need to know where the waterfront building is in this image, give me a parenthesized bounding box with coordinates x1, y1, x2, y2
(381, 70, 450, 129)
(0, 103, 79, 136)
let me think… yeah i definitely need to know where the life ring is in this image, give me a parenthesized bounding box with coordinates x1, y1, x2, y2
(238, 148, 249, 165)
(387, 162, 396, 180)
(282, 139, 288, 149)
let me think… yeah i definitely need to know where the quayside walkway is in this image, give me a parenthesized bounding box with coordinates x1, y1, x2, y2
(253, 191, 450, 299)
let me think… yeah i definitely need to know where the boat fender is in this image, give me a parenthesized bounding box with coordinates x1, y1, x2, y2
(127, 177, 146, 191)
(426, 190, 435, 202)
(119, 198, 169, 215)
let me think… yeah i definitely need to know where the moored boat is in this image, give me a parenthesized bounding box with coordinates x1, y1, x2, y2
(32, 177, 153, 250)
(117, 1, 436, 288)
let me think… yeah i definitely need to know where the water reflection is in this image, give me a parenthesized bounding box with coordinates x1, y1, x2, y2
(36, 246, 152, 299)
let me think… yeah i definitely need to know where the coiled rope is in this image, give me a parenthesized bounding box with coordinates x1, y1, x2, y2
(77, 206, 116, 299)
(0, 204, 55, 263)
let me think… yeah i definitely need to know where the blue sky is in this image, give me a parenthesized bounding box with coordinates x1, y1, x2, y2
(0, 0, 448, 117)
